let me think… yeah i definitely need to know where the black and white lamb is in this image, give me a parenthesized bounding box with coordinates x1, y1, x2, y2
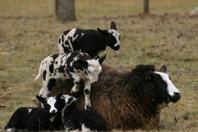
(5, 93, 76, 131)
(58, 21, 120, 57)
(62, 101, 108, 131)
(34, 51, 106, 109)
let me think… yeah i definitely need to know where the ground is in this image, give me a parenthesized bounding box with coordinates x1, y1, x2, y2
(0, 0, 198, 131)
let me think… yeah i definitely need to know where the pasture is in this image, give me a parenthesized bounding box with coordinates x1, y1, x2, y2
(0, 0, 198, 131)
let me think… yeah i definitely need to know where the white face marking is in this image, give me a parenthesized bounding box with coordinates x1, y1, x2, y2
(108, 29, 120, 47)
(86, 59, 102, 83)
(154, 71, 180, 96)
(70, 56, 79, 67)
(47, 97, 57, 113)
(28, 109, 32, 113)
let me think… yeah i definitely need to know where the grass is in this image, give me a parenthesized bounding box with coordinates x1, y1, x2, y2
(0, 0, 198, 131)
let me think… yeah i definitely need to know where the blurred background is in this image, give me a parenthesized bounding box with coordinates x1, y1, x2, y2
(0, 0, 198, 18)
(0, 0, 198, 131)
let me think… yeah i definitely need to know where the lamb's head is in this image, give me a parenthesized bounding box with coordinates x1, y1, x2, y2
(36, 93, 77, 114)
(97, 21, 120, 50)
(70, 52, 106, 83)
(128, 65, 181, 111)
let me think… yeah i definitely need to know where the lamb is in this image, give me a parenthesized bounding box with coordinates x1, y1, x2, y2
(37, 93, 107, 132)
(5, 93, 76, 131)
(58, 64, 181, 130)
(62, 100, 108, 131)
(34, 51, 106, 109)
(57, 21, 120, 57)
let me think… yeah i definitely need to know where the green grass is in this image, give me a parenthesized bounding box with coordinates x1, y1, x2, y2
(0, 0, 198, 131)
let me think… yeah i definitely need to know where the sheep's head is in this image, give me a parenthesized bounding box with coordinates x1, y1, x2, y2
(97, 21, 120, 50)
(36, 93, 77, 114)
(128, 65, 181, 112)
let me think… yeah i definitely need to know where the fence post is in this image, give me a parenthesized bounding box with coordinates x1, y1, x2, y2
(55, 0, 76, 22)
(48, 0, 55, 17)
(143, 0, 150, 14)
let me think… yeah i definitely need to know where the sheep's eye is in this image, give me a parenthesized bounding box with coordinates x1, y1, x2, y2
(119, 35, 121, 40)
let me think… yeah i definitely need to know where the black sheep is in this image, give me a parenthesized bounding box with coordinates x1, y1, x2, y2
(58, 64, 181, 130)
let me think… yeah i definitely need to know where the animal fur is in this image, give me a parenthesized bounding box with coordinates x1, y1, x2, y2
(55, 64, 181, 130)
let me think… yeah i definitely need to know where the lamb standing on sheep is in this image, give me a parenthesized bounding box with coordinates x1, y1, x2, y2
(58, 21, 120, 57)
(34, 51, 106, 109)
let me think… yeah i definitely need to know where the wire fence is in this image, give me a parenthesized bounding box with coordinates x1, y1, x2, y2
(0, 0, 197, 18)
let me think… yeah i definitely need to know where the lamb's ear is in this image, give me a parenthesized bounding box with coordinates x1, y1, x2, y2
(36, 95, 46, 103)
(97, 54, 107, 64)
(97, 28, 109, 36)
(110, 21, 117, 30)
(74, 59, 88, 70)
(160, 65, 168, 73)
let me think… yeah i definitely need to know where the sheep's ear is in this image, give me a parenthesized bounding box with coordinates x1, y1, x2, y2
(36, 95, 46, 103)
(110, 21, 117, 30)
(160, 65, 167, 73)
(97, 28, 109, 36)
(97, 54, 106, 64)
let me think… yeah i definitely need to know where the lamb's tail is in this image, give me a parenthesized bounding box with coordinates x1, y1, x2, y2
(34, 61, 43, 81)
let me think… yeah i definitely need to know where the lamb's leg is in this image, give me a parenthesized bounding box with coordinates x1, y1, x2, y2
(71, 75, 81, 93)
(84, 80, 92, 110)
(81, 124, 91, 132)
(5, 128, 16, 132)
(71, 82, 80, 93)
(39, 80, 49, 98)
(39, 86, 49, 98)
(39, 78, 56, 98)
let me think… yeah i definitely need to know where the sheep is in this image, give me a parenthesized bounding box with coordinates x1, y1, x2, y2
(56, 64, 181, 130)
(34, 51, 106, 109)
(5, 93, 76, 131)
(57, 21, 120, 57)
(62, 102, 108, 132)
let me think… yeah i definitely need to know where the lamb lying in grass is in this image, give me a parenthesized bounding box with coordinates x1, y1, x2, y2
(62, 100, 108, 131)
(5, 93, 76, 131)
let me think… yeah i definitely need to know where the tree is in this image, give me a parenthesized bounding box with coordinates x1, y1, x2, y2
(55, 0, 76, 22)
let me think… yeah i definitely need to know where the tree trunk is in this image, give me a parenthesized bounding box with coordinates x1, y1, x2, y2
(143, 0, 149, 14)
(55, 0, 76, 22)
